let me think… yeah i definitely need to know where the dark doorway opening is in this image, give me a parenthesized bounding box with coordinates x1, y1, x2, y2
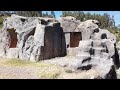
(40, 24, 66, 60)
(8, 28, 17, 48)
(70, 32, 82, 47)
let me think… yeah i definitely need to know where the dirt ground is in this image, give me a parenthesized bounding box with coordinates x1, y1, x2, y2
(0, 57, 101, 79)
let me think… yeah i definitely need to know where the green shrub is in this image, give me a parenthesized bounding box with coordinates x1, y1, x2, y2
(106, 28, 120, 42)
(0, 17, 3, 28)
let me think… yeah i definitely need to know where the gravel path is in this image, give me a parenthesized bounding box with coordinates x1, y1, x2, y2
(0, 65, 39, 79)
(0, 58, 46, 79)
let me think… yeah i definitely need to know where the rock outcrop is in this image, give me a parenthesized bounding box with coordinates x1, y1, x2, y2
(58, 16, 81, 33)
(75, 29, 117, 79)
(0, 14, 66, 62)
(0, 15, 120, 79)
(56, 16, 120, 79)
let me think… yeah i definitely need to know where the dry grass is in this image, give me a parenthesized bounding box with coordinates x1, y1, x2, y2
(4, 58, 33, 66)
(0, 58, 63, 79)
(38, 68, 61, 79)
(0, 58, 100, 79)
(0, 17, 3, 28)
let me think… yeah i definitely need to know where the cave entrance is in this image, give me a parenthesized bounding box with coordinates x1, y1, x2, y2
(8, 28, 17, 48)
(70, 32, 82, 47)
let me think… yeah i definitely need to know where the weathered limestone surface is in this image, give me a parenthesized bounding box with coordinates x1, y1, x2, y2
(0, 15, 120, 79)
(0, 14, 66, 61)
(75, 20, 99, 40)
(69, 28, 118, 79)
(0, 28, 10, 57)
(52, 16, 119, 79)
(58, 16, 81, 33)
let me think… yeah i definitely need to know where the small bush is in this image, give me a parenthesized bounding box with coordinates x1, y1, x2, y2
(106, 28, 120, 42)
(40, 71, 60, 79)
(0, 17, 3, 28)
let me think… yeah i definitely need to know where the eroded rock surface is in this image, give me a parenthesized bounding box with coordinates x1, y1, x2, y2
(0, 15, 120, 79)
(0, 14, 66, 62)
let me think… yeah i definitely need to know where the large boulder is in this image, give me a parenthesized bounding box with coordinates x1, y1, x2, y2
(72, 27, 119, 79)
(7, 48, 19, 58)
(0, 28, 10, 57)
(116, 41, 120, 66)
(75, 20, 99, 40)
(58, 17, 119, 78)
(0, 14, 66, 62)
(57, 16, 81, 32)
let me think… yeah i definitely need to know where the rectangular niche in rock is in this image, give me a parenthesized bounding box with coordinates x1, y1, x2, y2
(70, 32, 82, 47)
(7, 28, 17, 48)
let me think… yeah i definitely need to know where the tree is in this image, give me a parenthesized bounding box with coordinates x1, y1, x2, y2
(45, 12, 49, 17)
(117, 24, 120, 29)
(39, 11, 42, 16)
(61, 11, 117, 29)
(51, 11, 55, 18)
(61, 11, 68, 17)
(77, 11, 85, 21)
(15, 11, 42, 17)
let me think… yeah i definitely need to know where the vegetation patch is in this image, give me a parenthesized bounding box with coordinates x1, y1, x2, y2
(39, 71, 60, 79)
(4, 58, 33, 66)
(107, 28, 120, 42)
(0, 17, 3, 28)
(37, 66, 61, 79)
(65, 69, 73, 73)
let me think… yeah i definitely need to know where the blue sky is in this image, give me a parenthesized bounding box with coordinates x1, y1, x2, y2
(43, 11, 120, 26)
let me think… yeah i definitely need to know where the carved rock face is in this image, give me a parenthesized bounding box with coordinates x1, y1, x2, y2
(59, 16, 119, 78)
(0, 14, 66, 61)
(0, 15, 119, 79)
